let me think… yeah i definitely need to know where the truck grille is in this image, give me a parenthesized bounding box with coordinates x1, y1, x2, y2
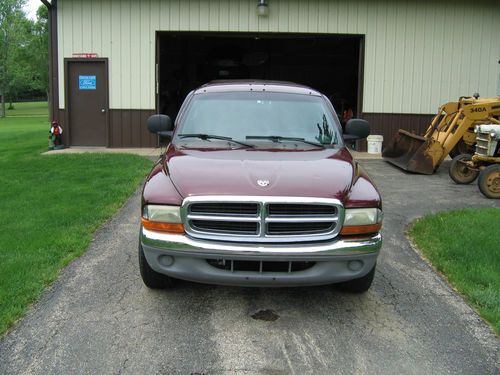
(182, 196, 344, 243)
(267, 221, 333, 235)
(191, 220, 259, 235)
(190, 203, 259, 216)
(268, 203, 336, 216)
(475, 130, 499, 157)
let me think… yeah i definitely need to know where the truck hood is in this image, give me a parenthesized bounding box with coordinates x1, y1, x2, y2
(165, 145, 355, 200)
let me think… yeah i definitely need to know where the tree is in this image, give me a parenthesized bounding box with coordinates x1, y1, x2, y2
(5, 11, 34, 109)
(0, 2, 48, 116)
(28, 6, 49, 99)
(0, 0, 27, 117)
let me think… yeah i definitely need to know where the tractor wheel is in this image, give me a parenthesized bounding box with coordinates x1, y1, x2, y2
(449, 139, 475, 158)
(478, 164, 500, 199)
(449, 154, 479, 184)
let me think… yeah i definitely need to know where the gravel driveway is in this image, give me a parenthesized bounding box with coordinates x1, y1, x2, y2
(1, 159, 498, 375)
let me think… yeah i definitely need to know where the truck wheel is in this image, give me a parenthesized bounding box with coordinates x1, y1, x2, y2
(338, 264, 376, 293)
(449, 154, 479, 184)
(138, 243, 175, 289)
(478, 164, 500, 199)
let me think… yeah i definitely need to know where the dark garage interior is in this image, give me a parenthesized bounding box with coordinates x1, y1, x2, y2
(157, 33, 362, 124)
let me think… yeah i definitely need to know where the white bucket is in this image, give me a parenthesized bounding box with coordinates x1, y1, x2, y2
(367, 135, 384, 154)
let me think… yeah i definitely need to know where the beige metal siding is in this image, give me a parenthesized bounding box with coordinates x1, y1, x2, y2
(58, 0, 500, 113)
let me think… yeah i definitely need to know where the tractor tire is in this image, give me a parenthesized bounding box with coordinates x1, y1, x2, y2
(449, 139, 475, 158)
(138, 243, 176, 289)
(449, 154, 479, 184)
(478, 164, 500, 199)
(338, 263, 376, 293)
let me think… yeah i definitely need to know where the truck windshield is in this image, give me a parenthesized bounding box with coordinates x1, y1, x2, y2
(177, 92, 341, 147)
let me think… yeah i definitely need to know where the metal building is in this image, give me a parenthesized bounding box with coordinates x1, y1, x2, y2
(44, 0, 500, 148)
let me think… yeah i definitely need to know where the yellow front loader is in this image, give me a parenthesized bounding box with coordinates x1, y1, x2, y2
(382, 96, 500, 174)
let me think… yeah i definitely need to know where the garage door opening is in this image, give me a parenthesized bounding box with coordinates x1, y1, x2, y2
(157, 32, 363, 125)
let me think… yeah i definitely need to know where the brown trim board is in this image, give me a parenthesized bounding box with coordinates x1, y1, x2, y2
(109, 109, 157, 147)
(57, 109, 157, 148)
(46, 0, 59, 125)
(356, 36, 365, 117)
(111, 111, 434, 149)
(359, 113, 434, 151)
(60, 109, 432, 149)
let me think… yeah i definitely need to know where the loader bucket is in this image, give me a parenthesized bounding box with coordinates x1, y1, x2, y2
(382, 130, 445, 175)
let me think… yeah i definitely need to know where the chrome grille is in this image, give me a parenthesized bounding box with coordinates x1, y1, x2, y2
(268, 203, 336, 216)
(190, 202, 259, 216)
(182, 196, 344, 243)
(267, 221, 333, 235)
(191, 220, 259, 235)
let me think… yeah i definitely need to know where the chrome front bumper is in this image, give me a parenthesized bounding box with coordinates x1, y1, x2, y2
(140, 227, 382, 287)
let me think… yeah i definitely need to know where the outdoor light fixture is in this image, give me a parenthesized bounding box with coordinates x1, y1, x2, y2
(256, 0, 269, 16)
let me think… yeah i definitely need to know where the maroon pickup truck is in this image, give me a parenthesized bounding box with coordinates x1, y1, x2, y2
(139, 81, 382, 292)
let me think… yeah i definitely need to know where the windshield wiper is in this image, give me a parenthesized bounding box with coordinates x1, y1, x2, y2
(178, 134, 254, 148)
(246, 135, 325, 148)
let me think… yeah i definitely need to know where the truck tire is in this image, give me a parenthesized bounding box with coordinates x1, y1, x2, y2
(449, 154, 479, 184)
(138, 243, 175, 289)
(478, 164, 500, 199)
(338, 264, 376, 293)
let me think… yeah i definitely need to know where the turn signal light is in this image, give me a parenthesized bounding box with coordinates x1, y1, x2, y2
(340, 223, 382, 236)
(141, 218, 185, 234)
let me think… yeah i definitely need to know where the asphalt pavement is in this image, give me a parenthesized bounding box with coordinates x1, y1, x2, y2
(1, 159, 499, 375)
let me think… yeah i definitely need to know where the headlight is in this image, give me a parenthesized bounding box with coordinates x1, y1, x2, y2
(341, 208, 383, 235)
(142, 205, 184, 233)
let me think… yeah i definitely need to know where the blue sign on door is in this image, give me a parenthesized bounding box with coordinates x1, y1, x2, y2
(79, 75, 96, 90)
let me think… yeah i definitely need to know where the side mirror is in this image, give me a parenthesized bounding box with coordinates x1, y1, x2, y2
(147, 114, 174, 147)
(344, 119, 370, 141)
(147, 114, 174, 134)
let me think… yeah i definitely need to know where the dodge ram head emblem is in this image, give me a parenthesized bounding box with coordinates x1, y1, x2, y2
(257, 179, 270, 187)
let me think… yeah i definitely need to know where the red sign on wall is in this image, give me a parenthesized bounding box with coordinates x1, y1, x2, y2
(72, 53, 99, 58)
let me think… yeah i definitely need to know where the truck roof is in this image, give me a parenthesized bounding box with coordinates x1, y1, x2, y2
(193, 80, 323, 96)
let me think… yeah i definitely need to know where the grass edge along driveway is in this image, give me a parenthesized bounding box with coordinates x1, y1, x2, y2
(409, 208, 500, 335)
(0, 102, 153, 335)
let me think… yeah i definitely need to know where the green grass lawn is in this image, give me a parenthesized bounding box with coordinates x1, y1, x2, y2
(0, 102, 152, 334)
(409, 208, 500, 334)
(5, 101, 49, 117)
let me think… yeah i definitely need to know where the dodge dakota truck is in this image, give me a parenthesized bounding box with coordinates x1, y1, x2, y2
(140, 81, 383, 292)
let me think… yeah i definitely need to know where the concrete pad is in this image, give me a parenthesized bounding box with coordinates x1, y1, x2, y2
(42, 147, 163, 158)
(350, 150, 382, 159)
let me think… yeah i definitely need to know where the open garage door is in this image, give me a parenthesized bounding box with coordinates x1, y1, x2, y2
(157, 32, 363, 126)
